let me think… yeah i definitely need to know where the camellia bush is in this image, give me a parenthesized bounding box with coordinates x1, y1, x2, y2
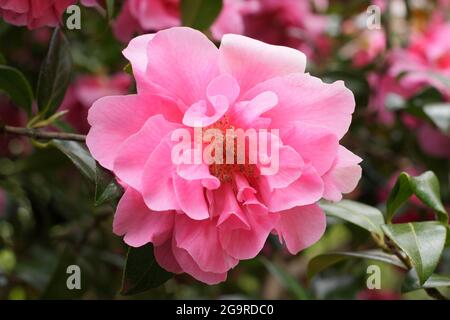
(0, 0, 449, 300)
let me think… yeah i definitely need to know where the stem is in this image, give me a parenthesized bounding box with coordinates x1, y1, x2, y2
(1, 125, 86, 142)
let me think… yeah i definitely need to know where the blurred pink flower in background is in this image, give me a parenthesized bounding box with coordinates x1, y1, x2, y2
(86, 27, 361, 284)
(389, 17, 450, 98)
(113, 0, 179, 42)
(416, 123, 450, 159)
(242, 0, 331, 61)
(0, 96, 30, 157)
(60, 73, 131, 134)
(367, 73, 413, 125)
(357, 289, 401, 300)
(0, 0, 76, 29)
(113, 0, 253, 43)
(349, 30, 386, 67)
(112, 0, 331, 62)
(400, 114, 450, 159)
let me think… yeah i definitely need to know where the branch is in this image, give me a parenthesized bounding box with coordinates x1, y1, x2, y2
(1, 125, 86, 142)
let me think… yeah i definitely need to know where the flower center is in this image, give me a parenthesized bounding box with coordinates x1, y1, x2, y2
(204, 117, 258, 183)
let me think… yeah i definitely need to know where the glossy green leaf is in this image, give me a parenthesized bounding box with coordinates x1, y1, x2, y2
(53, 140, 121, 206)
(121, 244, 173, 295)
(319, 200, 385, 237)
(95, 179, 123, 207)
(307, 250, 404, 281)
(0, 65, 34, 115)
(410, 172, 448, 224)
(37, 28, 72, 118)
(382, 222, 447, 284)
(386, 172, 413, 223)
(402, 270, 450, 293)
(260, 257, 311, 300)
(386, 171, 448, 224)
(180, 0, 223, 31)
(52, 140, 96, 181)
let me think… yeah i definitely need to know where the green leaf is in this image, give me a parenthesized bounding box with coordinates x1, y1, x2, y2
(402, 270, 450, 293)
(95, 179, 123, 207)
(260, 257, 311, 300)
(0, 52, 5, 64)
(0, 65, 34, 115)
(180, 0, 223, 31)
(52, 140, 96, 181)
(319, 200, 385, 237)
(307, 250, 404, 281)
(410, 172, 448, 224)
(423, 103, 450, 134)
(386, 172, 413, 223)
(52, 140, 121, 206)
(121, 244, 173, 295)
(37, 28, 72, 118)
(386, 171, 448, 224)
(382, 222, 447, 284)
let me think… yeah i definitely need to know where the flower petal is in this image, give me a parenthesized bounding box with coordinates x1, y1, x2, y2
(245, 74, 355, 139)
(275, 204, 326, 254)
(219, 34, 307, 93)
(282, 122, 339, 175)
(260, 165, 324, 212)
(145, 27, 219, 106)
(113, 188, 174, 247)
(174, 214, 238, 273)
(86, 94, 178, 170)
(323, 146, 362, 201)
(219, 199, 278, 260)
(154, 237, 183, 274)
(141, 139, 181, 211)
(172, 240, 228, 285)
(122, 34, 155, 92)
(173, 173, 210, 220)
(114, 114, 181, 190)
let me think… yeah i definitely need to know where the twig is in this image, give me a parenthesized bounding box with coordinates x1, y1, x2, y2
(1, 125, 86, 142)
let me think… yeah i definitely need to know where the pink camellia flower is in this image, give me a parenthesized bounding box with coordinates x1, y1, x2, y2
(0, 0, 76, 29)
(367, 73, 414, 125)
(60, 73, 131, 134)
(341, 29, 386, 68)
(416, 123, 450, 159)
(87, 27, 361, 284)
(389, 17, 450, 98)
(400, 114, 450, 159)
(113, 0, 250, 43)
